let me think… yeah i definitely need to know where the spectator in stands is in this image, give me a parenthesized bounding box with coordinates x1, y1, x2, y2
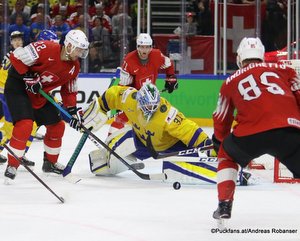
(12, 0, 31, 17)
(174, 12, 197, 36)
(72, 14, 93, 42)
(31, 0, 50, 16)
(92, 16, 112, 61)
(30, 13, 46, 41)
(193, 0, 213, 35)
(51, 0, 76, 18)
(8, 15, 30, 45)
(10, 0, 30, 25)
(262, 0, 287, 51)
(58, 5, 69, 21)
(96, 0, 121, 17)
(30, 4, 52, 28)
(68, 3, 91, 28)
(91, 3, 112, 33)
(88, 42, 103, 72)
(50, 14, 70, 41)
(111, 3, 132, 29)
(111, 12, 134, 54)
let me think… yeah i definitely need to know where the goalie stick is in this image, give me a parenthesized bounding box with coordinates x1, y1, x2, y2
(63, 77, 117, 179)
(146, 135, 214, 159)
(3, 144, 64, 203)
(39, 89, 167, 181)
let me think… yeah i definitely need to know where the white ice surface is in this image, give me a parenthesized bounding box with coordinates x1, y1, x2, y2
(0, 126, 299, 241)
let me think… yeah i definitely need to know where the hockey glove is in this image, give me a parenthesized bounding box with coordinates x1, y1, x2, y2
(199, 138, 217, 157)
(24, 73, 42, 94)
(164, 75, 178, 93)
(67, 106, 83, 131)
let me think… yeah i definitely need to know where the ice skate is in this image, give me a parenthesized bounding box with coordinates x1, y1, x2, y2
(42, 153, 65, 174)
(0, 153, 7, 164)
(4, 165, 17, 184)
(22, 156, 35, 166)
(213, 200, 232, 230)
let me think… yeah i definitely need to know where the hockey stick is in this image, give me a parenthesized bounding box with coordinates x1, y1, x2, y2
(3, 143, 65, 203)
(63, 77, 117, 178)
(39, 89, 167, 181)
(146, 135, 214, 159)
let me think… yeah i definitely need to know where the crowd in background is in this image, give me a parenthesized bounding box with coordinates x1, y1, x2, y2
(0, 0, 289, 72)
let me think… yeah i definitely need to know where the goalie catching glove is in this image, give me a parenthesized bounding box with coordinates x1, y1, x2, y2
(82, 98, 108, 132)
(164, 75, 178, 93)
(67, 106, 83, 131)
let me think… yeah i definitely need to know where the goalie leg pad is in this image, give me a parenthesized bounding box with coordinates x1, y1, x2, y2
(89, 129, 141, 175)
(108, 130, 140, 175)
(83, 98, 108, 132)
(89, 148, 111, 175)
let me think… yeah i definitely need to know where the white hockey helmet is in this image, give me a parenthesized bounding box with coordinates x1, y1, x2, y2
(64, 29, 89, 58)
(136, 33, 153, 46)
(236, 37, 265, 68)
(136, 83, 160, 122)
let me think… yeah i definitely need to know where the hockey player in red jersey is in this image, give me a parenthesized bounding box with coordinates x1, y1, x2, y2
(3, 29, 89, 182)
(110, 33, 178, 134)
(212, 37, 300, 222)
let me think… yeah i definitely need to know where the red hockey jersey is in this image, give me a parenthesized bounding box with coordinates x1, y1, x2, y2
(121, 49, 175, 89)
(10, 41, 80, 109)
(213, 62, 300, 141)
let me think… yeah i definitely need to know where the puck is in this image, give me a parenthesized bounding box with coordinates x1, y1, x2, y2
(173, 182, 181, 190)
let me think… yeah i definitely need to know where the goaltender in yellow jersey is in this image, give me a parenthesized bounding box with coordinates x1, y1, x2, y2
(83, 83, 216, 175)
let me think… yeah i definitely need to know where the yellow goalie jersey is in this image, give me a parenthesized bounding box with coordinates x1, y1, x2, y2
(98, 86, 209, 151)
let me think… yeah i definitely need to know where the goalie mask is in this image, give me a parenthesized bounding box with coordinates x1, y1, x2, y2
(136, 83, 160, 122)
(236, 37, 265, 68)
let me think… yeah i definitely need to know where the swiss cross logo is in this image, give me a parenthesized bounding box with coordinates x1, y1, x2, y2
(40, 71, 59, 83)
(215, 3, 266, 63)
(138, 75, 154, 86)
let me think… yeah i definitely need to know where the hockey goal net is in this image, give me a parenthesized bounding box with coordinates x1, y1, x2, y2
(249, 156, 300, 183)
(249, 59, 300, 183)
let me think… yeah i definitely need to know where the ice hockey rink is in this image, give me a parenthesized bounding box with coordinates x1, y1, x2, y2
(0, 125, 299, 241)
